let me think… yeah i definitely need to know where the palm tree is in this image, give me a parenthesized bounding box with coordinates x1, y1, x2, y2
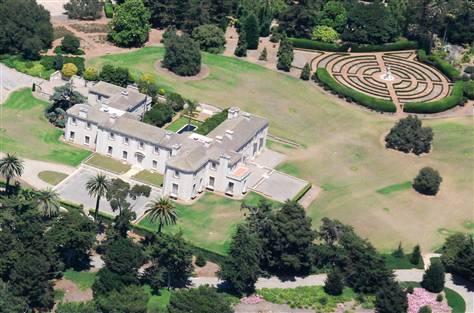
(36, 188, 61, 218)
(85, 173, 109, 221)
(0, 153, 24, 194)
(145, 197, 177, 234)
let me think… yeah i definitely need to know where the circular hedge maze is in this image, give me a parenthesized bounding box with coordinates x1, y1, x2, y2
(313, 51, 452, 112)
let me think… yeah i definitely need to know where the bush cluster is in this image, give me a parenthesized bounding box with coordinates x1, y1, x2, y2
(40, 55, 85, 74)
(413, 167, 443, 196)
(404, 81, 465, 114)
(417, 50, 461, 81)
(385, 115, 433, 155)
(289, 38, 417, 52)
(195, 109, 228, 135)
(162, 33, 201, 76)
(316, 68, 397, 113)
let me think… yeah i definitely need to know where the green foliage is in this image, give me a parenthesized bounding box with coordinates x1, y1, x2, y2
(196, 109, 228, 135)
(104, 0, 114, 18)
(163, 33, 202, 76)
(385, 115, 433, 155)
(464, 80, 474, 100)
(243, 13, 260, 50)
(375, 281, 408, 313)
(259, 47, 268, 61)
(99, 63, 132, 87)
(48, 83, 86, 127)
(419, 305, 432, 313)
(300, 63, 311, 81)
(109, 0, 151, 47)
(277, 35, 294, 72)
(436, 294, 443, 302)
(234, 30, 248, 57)
(143, 103, 174, 127)
(413, 167, 442, 196)
(191, 24, 226, 54)
(56, 301, 97, 313)
(324, 270, 344, 296)
(83, 67, 99, 81)
(392, 242, 405, 258)
(316, 68, 397, 112)
(410, 245, 422, 265)
(96, 285, 149, 313)
(166, 92, 185, 111)
(0, 281, 29, 313)
(405, 80, 464, 114)
(195, 254, 206, 267)
(440, 233, 474, 283)
(64, 0, 102, 20)
(61, 34, 81, 54)
(289, 38, 417, 52)
(219, 224, 261, 295)
(0, 0, 53, 59)
(445, 287, 466, 313)
(316, 1, 347, 33)
(422, 261, 445, 293)
(62, 63, 78, 77)
(417, 50, 461, 81)
(168, 286, 233, 313)
(312, 26, 339, 43)
(0, 55, 55, 79)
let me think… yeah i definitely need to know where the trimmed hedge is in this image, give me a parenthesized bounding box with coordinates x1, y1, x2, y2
(104, 0, 114, 18)
(417, 50, 461, 81)
(316, 68, 397, 113)
(292, 183, 312, 202)
(195, 108, 229, 135)
(289, 38, 417, 53)
(404, 81, 465, 113)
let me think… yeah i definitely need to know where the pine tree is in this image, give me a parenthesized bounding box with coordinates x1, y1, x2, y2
(300, 63, 311, 80)
(375, 281, 408, 313)
(234, 30, 248, 57)
(421, 261, 445, 293)
(277, 35, 293, 72)
(243, 13, 260, 50)
(410, 244, 422, 265)
(324, 269, 344, 296)
(219, 224, 261, 295)
(392, 242, 404, 258)
(259, 47, 268, 61)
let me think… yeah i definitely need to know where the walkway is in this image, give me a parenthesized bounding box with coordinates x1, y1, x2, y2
(190, 269, 474, 313)
(0, 64, 44, 104)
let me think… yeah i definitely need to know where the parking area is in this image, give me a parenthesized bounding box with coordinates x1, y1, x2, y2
(252, 170, 309, 203)
(55, 167, 160, 218)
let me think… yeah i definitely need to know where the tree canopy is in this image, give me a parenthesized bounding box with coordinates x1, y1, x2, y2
(109, 0, 151, 47)
(64, 0, 102, 20)
(162, 32, 202, 76)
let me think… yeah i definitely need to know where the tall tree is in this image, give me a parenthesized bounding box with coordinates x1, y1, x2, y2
(109, 0, 151, 47)
(243, 13, 260, 50)
(167, 286, 233, 313)
(86, 173, 109, 221)
(219, 224, 261, 295)
(64, 0, 102, 20)
(277, 34, 294, 72)
(324, 269, 344, 296)
(421, 260, 445, 293)
(234, 29, 248, 57)
(440, 234, 474, 283)
(0, 153, 24, 194)
(162, 33, 202, 76)
(375, 281, 408, 313)
(36, 188, 61, 218)
(145, 197, 177, 235)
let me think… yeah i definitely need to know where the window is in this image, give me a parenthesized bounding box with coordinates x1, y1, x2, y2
(107, 146, 113, 155)
(109, 132, 115, 140)
(84, 136, 90, 145)
(86, 122, 91, 129)
(174, 170, 180, 178)
(123, 137, 129, 145)
(208, 176, 215, 188)
(154, 146, 160, 155)
(210, 162, 217, 170)
(139, 141, 144, 150)
(226, 182, 234, 195)
(152, 160, 157, 168)
(71, 118, 77, 125)
(122, 151, 128, 160)
(172, 183, 178, 195)
(69, 131, 75, 141)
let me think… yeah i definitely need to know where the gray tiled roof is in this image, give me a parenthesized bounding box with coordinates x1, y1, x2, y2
(90, 81, 147, 111)
(67, 103, 109, 124)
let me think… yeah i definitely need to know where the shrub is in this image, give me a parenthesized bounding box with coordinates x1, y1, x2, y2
(413, 167, 442, 196)
(436, 294, 443, 302)
(419, 305, 432, 313)
(163, 33, 201, 76)
(108, 0, 150, 47)
(417, 50, 461, 81)
(143, 103, 174, 128)
(166, 92, 185, 112)
(104, 0, 114, 18)
(234, 30, 247, 57)
(464, 80, 474, 100)
(410, 245, 422, 265)
(317, 68, 397, 112)
(191, 24, 226, 54)
(259, 48, 268, 61)
(84, 67, 99, 81)
(312, 26, 339, 43)
(195, 255, 206, 267)
(243, 13, 259, 50)
(404, 81, 465, 114)
(385, 115, 433, 155)
(392, 242, 404, 258)
(300, 63, 311, 81)
(196, 109, 228, 135)
(64, 0, 102, 20)
(324, 270, 344, 296)
(289, 38, 417, 52)
(465, 66, 474, 74)
(99, 64, 131, 87)
(61, 34, 81, 54)
(62, 63, 78, 77)
(407, 286, 414, 294)
(277, 35, 294, 72)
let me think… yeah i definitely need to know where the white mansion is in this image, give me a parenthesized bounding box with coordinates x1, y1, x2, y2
(65, 81, 269, 201)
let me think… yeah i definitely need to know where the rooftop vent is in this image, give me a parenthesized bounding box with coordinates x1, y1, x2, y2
(79, 108, 88, 118)
(242, 112, 251, 120)
(225, 129, 234, 140)
(121, 90, 129, 96)
(215, 135, 223, 143)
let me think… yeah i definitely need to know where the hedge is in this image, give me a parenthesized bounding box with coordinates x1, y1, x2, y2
(104, 0, 114, 18)
(417, 50, 461, 81)
(289, 38, 418, 53)
(292, 183, 312, 202)
(195, 108, 229, 135)
(40, 55, 85, 75)
(404, 81, 465, 113)
(316, 68, 397, 113)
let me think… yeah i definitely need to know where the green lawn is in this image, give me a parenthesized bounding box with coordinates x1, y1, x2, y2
(0, 89, 91, 166)
(166, 116, 203, 132)
(85, 153, 131, 174)
(445, 287, 466, 313)
(382, 253, 424, 270)
(38, 170, 69, 186)
(144, 285, 171, 313)
(258, 286, 374, 312)
(89, 47, 474, 252)
(376, 181, 412, 195)
(132, 169, 164, 187)
(63, 270, 96, 291)
(138, 192, 275, 255)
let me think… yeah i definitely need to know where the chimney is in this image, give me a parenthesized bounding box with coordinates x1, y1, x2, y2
(215, 135, 223, 144)
(227, 107, 240, 119)
(225, 130, 234, 140)
(171, 144, 181, 156)
(79, 108, 88, 118)
(121, 90, 129, 97)
(242, 112, 251, 121)
(109, 113, 118, 124)
(165, 131, 172, 140)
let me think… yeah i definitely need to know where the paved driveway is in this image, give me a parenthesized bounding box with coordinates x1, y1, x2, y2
(0, 65, 43, 103)
(55, 167, 160, 219)
(252, 171, 309, 203)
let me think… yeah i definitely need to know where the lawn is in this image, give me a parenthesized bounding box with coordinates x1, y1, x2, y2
(89, 47, 474, 252)
(144, 285, 171, 313)
(257, 286, 374, 312)
(444, 287, 466, 313)
(138, 192, 276, 255)
(63, 270, 96, 291)
(85, 153, 131, 174)
(382, 253, 424, 270)
(38, 170, 69, 186)
(0, 89, 91, 166)
(166, 116, 203, 133)
(132, 169, 164, 187)
(376, 181, 412, 195)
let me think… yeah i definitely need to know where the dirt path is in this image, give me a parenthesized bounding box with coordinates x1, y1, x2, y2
(54, 278, 93, 303)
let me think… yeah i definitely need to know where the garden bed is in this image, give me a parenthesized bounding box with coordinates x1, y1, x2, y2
(131, 170, 164, 187)
(38, 171, 69, 186)
(85, 154, 131, 174)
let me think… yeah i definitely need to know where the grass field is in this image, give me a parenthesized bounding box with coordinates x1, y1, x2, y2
(132, 169, 164, 187)
(144, 285, 171, 313)
(0, 89, 91, 166)
(85, 153, 131, 174)
(138, 192, 275, 255)
(89, 48, 474, 252)
(382, 253, 424, 270)
(38, 170, 69, 186)
(63, 270, 96, 291)
(445, 287, 466, 313)
(376, 181, 412, 195)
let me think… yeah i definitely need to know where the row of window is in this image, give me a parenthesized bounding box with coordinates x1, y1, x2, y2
(106, 146, 159, 169)
(108, 131, 161, 155)
(70, 118, 92, 129)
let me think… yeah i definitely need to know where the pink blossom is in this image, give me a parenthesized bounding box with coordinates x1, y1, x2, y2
(407, 288, 451, 313)
(241, 295, 264, 305)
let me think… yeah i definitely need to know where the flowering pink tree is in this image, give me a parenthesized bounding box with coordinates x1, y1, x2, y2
(407, 288, 451, 313)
